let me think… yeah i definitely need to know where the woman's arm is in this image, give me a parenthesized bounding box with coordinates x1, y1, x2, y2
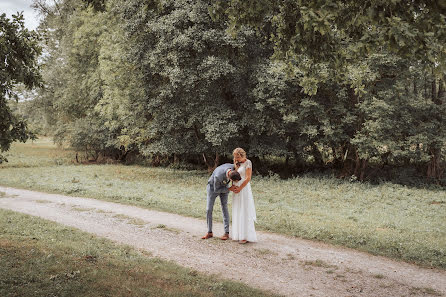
(237, 167, 252, 191)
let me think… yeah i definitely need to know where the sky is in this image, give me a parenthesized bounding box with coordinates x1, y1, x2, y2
(1, 0, 41, 30)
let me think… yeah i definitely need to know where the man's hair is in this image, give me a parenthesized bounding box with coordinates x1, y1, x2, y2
(229, 170, 241, 181)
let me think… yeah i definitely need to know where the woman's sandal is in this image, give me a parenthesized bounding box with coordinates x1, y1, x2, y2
(238, 240, 248, 244)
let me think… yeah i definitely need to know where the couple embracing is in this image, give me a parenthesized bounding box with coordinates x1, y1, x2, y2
(202, 148, 257, 244)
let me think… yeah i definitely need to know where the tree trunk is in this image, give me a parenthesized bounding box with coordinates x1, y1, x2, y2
(431, 76, 437, 102)
(202, 153, 209, 168)
(213, 152, 219, 171)
(413, 76, 417, 95)
(311, 143, 324, 168)
(427, 148, 443, 180)
(359, 159, 367, 181)
(202, 152, 219, 172)
(338, 146, 355, 178)
(153, 154, 161, 166)
(119, 150, 128, 162)
(354, 152, 361, 177)
(437, 79, 444, 104)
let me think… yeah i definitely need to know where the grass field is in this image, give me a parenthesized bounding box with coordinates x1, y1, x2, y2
(1, 138, 445, 269)
(0, 208, 276, 297)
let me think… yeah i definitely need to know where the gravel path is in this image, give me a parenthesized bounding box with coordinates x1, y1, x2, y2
(0, 186, 445, 297)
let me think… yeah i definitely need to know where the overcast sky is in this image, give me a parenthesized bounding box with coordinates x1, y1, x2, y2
(1, 0, 41, 30)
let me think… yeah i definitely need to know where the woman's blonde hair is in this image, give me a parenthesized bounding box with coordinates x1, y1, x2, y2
(233, 148, 247, 170)
(233, 147, 247, 158)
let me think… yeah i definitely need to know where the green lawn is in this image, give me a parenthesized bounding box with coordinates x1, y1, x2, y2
(1, 138, 445, 269)
(0, 208, 277, 297)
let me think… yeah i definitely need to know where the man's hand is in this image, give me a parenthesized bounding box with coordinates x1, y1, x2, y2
(233, 186, 241, 194)
(229, 186, 236, 192)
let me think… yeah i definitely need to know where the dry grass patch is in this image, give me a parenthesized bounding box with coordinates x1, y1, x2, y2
(127, 218, 146, 226)
(255, 248, 278, 257)
(35, 199, 52, 204)
(302, 259, 338, 270)
(71, 206, 94, 212)
(409, 287, 443, 296)
(154, 224, 181, 234)
(113, 214, 132, 220)
(95, 209, 113, 214)
(284, 253, 296, 260)
(373, 273, 386, 279)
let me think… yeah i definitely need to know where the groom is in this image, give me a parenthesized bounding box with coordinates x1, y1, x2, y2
(202, 163, 241, 240)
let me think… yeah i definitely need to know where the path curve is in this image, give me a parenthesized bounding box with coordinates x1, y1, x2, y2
(0, 186, 445, 297)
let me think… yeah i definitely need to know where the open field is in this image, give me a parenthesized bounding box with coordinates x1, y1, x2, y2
(0, 208, 276, 297)
(0, 138, 445, 269)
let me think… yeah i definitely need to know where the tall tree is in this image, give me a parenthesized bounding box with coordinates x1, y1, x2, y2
(119, 0, 272, 169)
(95, 0, 147, 160)
(0, 13, 41, 162)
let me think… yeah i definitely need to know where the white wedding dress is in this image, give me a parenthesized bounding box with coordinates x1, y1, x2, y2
(232, 159, 257, 242)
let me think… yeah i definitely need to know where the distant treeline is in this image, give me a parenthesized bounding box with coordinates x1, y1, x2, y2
(16, 0, 446, 182)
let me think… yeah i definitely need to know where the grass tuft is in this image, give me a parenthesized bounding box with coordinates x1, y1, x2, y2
(154, 224, 180, 234)
(302, 259, 338, 269)
(127, 218, 146, 226)
(409, 287, 443, 296)
(35, 199, 52, 204)
(255, 248, 278, 256)
(373, 274, 385, 279)
(113, 214, 132, 220)
(71, 206, 94, 212)
(95, 209, 112, 214)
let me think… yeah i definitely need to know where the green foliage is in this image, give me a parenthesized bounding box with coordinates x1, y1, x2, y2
(82, 0, 106, 12)
(118, 0, 272, 162)
(0, 13, 40, 161)
(30, 0, 446, 180)
(33, 2, 135, 161)
(215, 0, 446, 93)
(69, 116, 110, 159)
(350, 55, 446, 179)
(96, 2, 147, 159)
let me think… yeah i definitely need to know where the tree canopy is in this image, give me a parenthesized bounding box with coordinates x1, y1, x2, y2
(26, 0, 446, 183)
(214, 0, 446, 94)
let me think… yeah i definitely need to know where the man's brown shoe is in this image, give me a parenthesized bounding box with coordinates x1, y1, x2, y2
(201, 232, 213, 239)
(220, 233, 230, 240)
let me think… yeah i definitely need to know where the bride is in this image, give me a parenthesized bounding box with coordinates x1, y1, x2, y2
(231, 148, 257, 244)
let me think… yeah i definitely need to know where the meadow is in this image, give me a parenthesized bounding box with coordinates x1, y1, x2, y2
(0, 208, 276, 297)
(1, 138, 445, 269)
